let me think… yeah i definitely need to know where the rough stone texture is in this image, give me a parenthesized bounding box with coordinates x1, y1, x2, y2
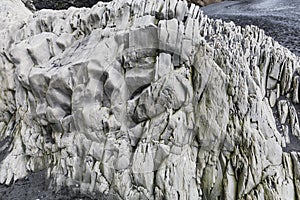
(24, 0, 222, 10)
(32, 0, 111, 10)
(0, 169, 117, 199)
(188, 0, 222, 7)
(0, 0, 300, 199)
(202, 0, 300, 57)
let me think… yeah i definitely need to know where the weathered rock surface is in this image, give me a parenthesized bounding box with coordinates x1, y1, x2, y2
(189, 0, 222, 7)
(202, 0, 300, 56)
(32, 0, 110, 10)
(26, 0, 222, 10)
(0, 0, 300, 199)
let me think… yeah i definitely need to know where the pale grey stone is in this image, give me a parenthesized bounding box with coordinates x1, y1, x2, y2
(278, 100, 289, 124)
(1, 0, 300, 199)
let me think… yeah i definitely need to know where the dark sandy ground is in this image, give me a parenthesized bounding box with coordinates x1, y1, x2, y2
(0, 170, 119, 200)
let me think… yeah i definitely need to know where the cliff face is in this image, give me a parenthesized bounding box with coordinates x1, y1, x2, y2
(0, 0, 300, 199)
(31, 0, 110, 10)
(24, 0, 222, 10)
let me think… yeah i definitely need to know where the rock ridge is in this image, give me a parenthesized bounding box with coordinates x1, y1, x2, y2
(0, 0, 300, 199)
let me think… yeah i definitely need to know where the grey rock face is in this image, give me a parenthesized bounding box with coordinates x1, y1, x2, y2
(32, 0, 110, 10)
(0, 0, 300, 199)
(188, 0, 222, 7)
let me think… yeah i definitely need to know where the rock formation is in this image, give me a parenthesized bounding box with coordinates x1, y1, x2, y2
(0, 0, 300, 199)
(32, 0, 110, 10)
(24, 0, 222, 10)
(189, 0, 222, 7)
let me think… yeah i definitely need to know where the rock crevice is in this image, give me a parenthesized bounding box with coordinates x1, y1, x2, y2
(0, 0, 300, 199)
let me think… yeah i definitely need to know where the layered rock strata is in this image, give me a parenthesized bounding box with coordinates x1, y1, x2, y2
(0, 0, 300, 199)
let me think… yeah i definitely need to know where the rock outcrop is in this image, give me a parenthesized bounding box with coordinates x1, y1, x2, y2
(189, 0, 222, 7)
(0, 0, 300, 199)
(25, 0, 222, 10)
(32, 0, 110, 10)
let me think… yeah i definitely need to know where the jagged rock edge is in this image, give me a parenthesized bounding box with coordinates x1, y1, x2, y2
(0, 0, 300, 199)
